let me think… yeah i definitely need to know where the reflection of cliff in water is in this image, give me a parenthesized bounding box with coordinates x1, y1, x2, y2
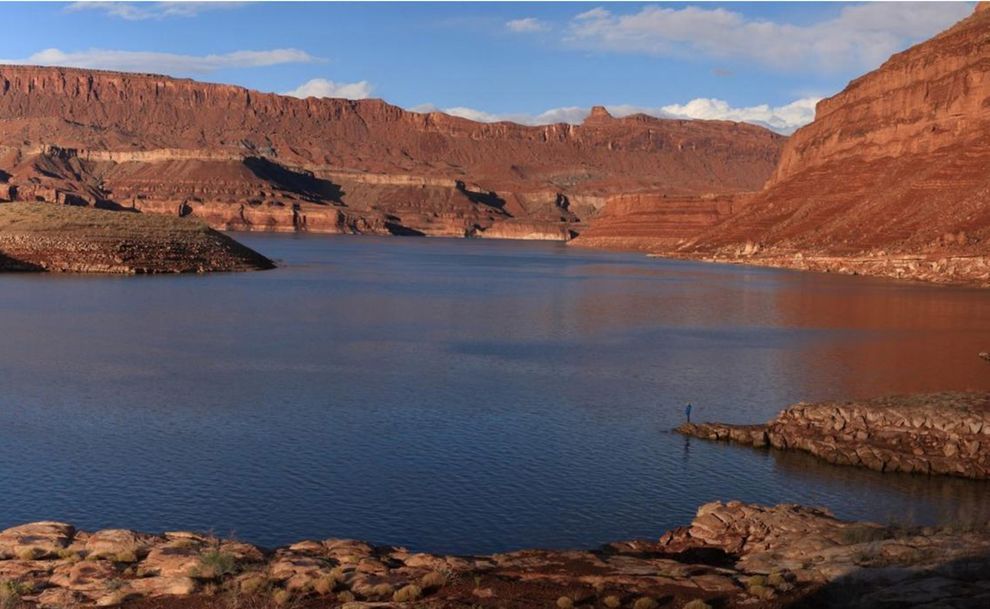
(769, 447, 990, 528)
(767, 272, 990, 401)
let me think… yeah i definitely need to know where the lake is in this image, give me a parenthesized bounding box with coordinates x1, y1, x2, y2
(1, 234, 988, 554)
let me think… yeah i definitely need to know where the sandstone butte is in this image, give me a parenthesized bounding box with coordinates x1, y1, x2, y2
(0, 202, 273, 273)
(0, 500, 987, 609)
(575, 3, 990, 286)
(0, 64, 783, 242)
(678, 392, 990, 480)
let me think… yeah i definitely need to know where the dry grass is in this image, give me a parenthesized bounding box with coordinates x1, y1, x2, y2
(0, 202, 211, 235)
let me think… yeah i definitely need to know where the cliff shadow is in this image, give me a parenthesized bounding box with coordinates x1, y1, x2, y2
(786, 547, 990, 608)
(0, 169, 10, 182)
(384, 218, 426, 236)
(0, 250, 42, 272)
(457, 181, 508, 214)
(243, 157, 345, 204)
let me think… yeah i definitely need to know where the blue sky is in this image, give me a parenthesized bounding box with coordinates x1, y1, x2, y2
(0, 1, 975, 132)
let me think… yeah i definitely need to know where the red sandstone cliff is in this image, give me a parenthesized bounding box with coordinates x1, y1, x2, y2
(698, 2, 990, 253)
(575, 4, 990, 285)
(0, 67, 783, 237)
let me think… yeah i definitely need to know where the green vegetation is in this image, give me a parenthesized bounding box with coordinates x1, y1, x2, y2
(0, 581, 31, 609)
(191, 550, 239, 580)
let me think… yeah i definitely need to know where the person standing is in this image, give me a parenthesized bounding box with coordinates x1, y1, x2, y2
(685, 402, 693, 423)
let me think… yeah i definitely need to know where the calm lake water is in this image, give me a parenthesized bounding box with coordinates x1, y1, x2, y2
(1, 235, 988, 554)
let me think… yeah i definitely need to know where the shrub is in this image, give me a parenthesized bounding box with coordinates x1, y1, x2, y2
(767, 572, 788, 587)
(749, 585, 774, 600)
(683, 600, 712, 609)
(0, 580, 31, 609)
(370, 582, 394, 599)
(337, 590, 355, 602)
(114, 550, 139, 564)
(603, 596, 622, 608)
(556, 596, 574, 609)
(238, 575, 270, 596)
(312, 575, 338, 596)
(421, 570, 448, 590)
(393, 584, 423, 602)
(193, 551, 238, 580)
(271, 588, 292, 607)
(633, 597, 658, 609)
(840, 525, 893, 545)
(15, 548, 43, 561)
(743, 575, 767, 588)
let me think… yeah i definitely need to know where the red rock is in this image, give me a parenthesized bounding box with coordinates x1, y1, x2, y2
(0, 65, 783, 237)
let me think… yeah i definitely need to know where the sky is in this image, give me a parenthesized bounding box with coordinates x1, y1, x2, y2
(0, 1, 976, 133)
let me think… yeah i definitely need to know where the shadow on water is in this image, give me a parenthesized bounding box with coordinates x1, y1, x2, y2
(681, 434, 990, 529)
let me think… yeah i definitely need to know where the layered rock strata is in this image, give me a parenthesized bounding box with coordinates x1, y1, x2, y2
(0, 202, 273, 273)
(577, 4, 990, 286)
(678, 392, 990, 479)
(1, 501, 987, 608)
(0, 68, 783, 239)
(570, 193, 751, 251)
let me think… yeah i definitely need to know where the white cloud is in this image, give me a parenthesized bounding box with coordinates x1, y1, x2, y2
(506, 17, 549, 33)
(654, 97, 820, 133)
(1, 48, 318, 74)
(282, 78, 373, 100)
(65, 2, 242, 21)
(566, 3, 974, 71)
(410, 97, 821, 134)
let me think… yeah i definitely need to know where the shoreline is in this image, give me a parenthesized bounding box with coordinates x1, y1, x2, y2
(2, 501, 988, 608)
(0, 203, 274, 274)
(678, 392, 990, 480)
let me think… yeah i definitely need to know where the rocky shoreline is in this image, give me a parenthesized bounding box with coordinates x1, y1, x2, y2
(1, 501, 987, 609)
(0, 203, 273, 274)
(663, 251, 990, 288)
(678, 392, 990, 479)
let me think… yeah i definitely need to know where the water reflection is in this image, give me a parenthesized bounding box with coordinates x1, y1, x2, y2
(0, 235, 987, 553)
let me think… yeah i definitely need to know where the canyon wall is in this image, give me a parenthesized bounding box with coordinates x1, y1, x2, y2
(570, 192, 752, 251)
(695, 3, 990, 253)
(0, 67, 783, 238)
(576, 4, 990, 285)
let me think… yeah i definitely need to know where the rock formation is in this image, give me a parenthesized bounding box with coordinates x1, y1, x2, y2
(678, 392, 990, 479)
(0, 202, 273, 273)
(577, 3, 990, 286)
(0, 65, 783, 239)
(570, 193, 750, 251)
(1, 501, 987, 608)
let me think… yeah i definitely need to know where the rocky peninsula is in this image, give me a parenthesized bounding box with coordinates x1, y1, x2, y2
(1, 501, 987, 609)
(678, 392, 990, 480)
(0, 202, 273, 273)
